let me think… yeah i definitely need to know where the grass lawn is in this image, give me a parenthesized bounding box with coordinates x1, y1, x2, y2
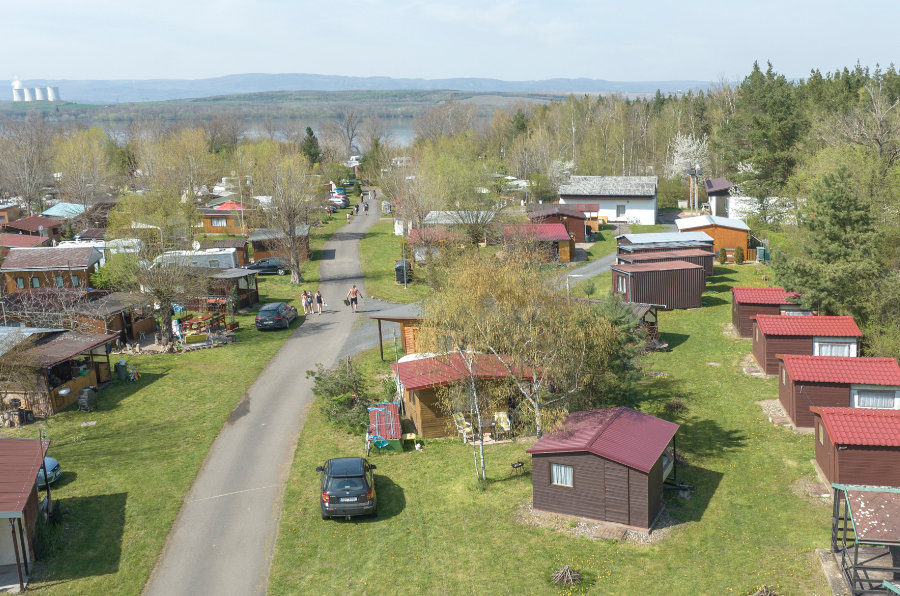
(582, 224, 618, 261)
(0, 214, 347, 595)
(358, 218, 432, 304)
(268, 263, 830, 595)
(630, 224, 670, 234)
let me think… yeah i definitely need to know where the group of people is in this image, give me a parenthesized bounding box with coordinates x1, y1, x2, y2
(349, 200, 370, 221)
(299, 285, 364, 316)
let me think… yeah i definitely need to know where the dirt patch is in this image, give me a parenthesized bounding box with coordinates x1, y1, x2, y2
(515, 503, 681, 545)
(742, 353, 768, 378)
(721, 322, 747, 340)
(756, 400, 814, 434)
(791, 477, 832, 506)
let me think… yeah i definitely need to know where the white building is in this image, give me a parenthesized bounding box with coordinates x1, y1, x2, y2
(558, 176, 658, 225)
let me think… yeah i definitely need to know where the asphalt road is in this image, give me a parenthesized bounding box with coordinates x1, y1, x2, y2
(143, 210, 380, 596)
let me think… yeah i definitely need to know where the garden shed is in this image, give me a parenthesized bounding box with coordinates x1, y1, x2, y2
(526, 407, 679, 530)
(615, 232, 714, 254)
(812, 407, 900, 487)
(779, 355, 900, 428)
(248, 225, 310, 261)
(752, 315, 862, 374)
(675, 214, 751, 258)
(616, 248, 714, 276)
(731, 286, 806, 337)
(526, 205, 588, 242)
(503, 224, 575, 263)
(611, 260, 705, 310)
(368, 302, 424, 361)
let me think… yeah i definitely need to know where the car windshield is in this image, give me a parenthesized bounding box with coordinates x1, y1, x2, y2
(327, 476, 366, 492)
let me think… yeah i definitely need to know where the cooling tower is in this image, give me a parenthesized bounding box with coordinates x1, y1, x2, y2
(34, 87, 45, 101)
(23, 88, 34, 101)
(12, 88, 23, 102)
(47, 86, 59, 101)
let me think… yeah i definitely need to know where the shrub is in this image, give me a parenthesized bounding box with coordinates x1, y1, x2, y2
(307, 358, 370, 432)
(734, 245, 744, 265)
(582, 279, 596, 298)
(33, 507, 63, 559)
(665, 399, 688, 414)
(718, 248, 728, 265)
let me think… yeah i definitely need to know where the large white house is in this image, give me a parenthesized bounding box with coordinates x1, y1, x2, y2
(558, 176, 658, 225)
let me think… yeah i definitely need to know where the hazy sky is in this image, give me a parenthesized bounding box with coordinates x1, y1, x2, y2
(6, 0, 898, 82)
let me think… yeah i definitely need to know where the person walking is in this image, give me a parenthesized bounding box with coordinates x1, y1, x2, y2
(355, 202, 359, 215)
(300, 290, 309, 314)
(314, 290, 324, 315)
(364, 201, 369, 215)
(346, 211, 351, 223)
(345, 285, 364, 313)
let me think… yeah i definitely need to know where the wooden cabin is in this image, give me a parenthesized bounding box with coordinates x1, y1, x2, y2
(752, 315, 862, 375)
(206, 268, 260, 310)
(526, 205, 588, 242)
(2, 216, 62, 242)
(811, 407, 900, 487)
(503, 224, 575, 263)
(616, 232, 714, 255)
(0, 203, 21, 225)
(1, 246, 103, 294)
(200, 209, 246, 235)
(616, 248, 714, 276)
(526, 407, 679, 530)
(368, 302, 424, 361)
(0, 438, 46, 591)
(779, 355, 900, 428)
(731, 286, 807, 337)
(248, 226, 310, 262)
(675, 215, 750, 258)
(611, 260, 705, 310)
(390, 353, 527, 439)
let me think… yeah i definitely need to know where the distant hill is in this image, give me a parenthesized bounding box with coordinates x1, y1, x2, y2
(7, 73, 713, 104)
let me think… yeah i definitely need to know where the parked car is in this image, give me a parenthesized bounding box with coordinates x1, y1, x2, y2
(245, 257, 289, 275)
(37, 456, 61, 488)
(317, 457, 377, 519)
(328, 197, 349, 209)
(255, 302, 299, 330)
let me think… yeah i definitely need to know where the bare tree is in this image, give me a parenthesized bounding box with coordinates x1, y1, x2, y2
(204, 113, 245, 154)
(329, 106, 363, 157)
(52, 127, 117, 210)
(0, 114, 54, 214)
(0, 332, 43, 417)
(414, 101, 477, 141)
(839, 81, 900, 166)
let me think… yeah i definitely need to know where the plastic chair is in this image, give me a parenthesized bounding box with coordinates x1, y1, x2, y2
(494, 411, 511, 440)
(452, 413, 473, 443)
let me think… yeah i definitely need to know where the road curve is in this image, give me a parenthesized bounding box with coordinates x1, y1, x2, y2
(143, 211, 379, 596)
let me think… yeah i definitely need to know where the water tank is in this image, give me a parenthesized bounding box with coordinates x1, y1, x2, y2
(12, 88, 23, 102)
(23, 88, 33, 101)
(34, 87, 45, 101)
(47, 86, 60, 101)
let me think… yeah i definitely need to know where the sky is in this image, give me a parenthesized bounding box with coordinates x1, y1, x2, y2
(5, 0, 899, 83)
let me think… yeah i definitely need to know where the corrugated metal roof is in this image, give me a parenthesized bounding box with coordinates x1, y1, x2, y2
(75, 228, 107, 240)
(41, 202, 85, 218)
(812, 407, 900, 447)
(390, 353, 529, 391)
(675, 215, 750, 232)
(612, 260, 703, 273)
(526, 408, 679, 474)
(621, 248, 712, 261)
(4, 215, 60, 233)
(704, 177, 736, 194)
(0, 246, 103, 271)
(247, 226, 310, 242)
(731, 286, 802, 305)
(558, 176, 658, 197)
(0, 438, 48, 517)
(783, 355, 900, 386)
(0, 233, 48, 248)
(526, 205, 587, 220)
(24, 331, 118, 367)
(755, 314, 862, 337)
(616, 232, 714, 244)
(368, 302, 424, 322)
(423, 211, 495, 225)
(503, 223, 571, 242)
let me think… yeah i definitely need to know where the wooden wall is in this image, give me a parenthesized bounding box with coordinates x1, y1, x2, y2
(815, 415, 900, 486)
(752, 324, 812, 374)
(683, 224, 749, 253)
(732, 301, 781, 337)
(4, 267, 96, 294)
(778, 365, 850, 428)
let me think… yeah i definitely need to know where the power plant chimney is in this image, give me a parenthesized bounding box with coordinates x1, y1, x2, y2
(23, 87, 34, 101)
(34, 87, 45, 101)
(47, 86, 59, 101)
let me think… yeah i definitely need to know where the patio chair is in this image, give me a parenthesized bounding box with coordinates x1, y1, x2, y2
(452, 413, 473, 444)
(494, 411, 511, 441)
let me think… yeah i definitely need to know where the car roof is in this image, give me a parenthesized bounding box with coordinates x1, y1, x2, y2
(259, 302, 285, 311)
(327, 457, 365, 476)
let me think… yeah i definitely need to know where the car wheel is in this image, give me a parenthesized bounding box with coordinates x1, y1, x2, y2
(277, 268, 286, 276)
(370, 508, 378, 518)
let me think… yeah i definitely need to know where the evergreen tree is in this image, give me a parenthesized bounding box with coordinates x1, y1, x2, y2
(300, 127, 321, 164)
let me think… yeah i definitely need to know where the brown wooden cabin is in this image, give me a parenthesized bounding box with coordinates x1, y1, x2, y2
(611, 260, 705, 310)
(616, 248, 714, 276)
(812, 407, 900, 487)
(0, 203, 21, 225)
(526, 408, 679, 530)
(368, 302, 424, 361)
(0, 438, 47, 589)
(248, 226, 310, 262)
(0, 327, 117, 417)
(731, 286, 807, 337)
(200, 209, 246, 235)
(675, 215, 750, 256)
(0, 246, 103, 294)
(205, 268, 260, 310)
(752, 315, 862, 375)
(779, 355, 900, 428)
(503, 224, 575, 263)
(201, 238, 250, 266)
(526, 205, 588, 242)
(2, 216, 62, 242)
(390, 353, 528, 439)
(616, 232, 714, 255)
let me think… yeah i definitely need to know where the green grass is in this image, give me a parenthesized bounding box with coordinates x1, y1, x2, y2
(630, 224, 670, 234)
(358, 218, 432, 304)
(268, 263, 830, 595)
(582, 225, 618, 261)
(0, 213, 347, 595)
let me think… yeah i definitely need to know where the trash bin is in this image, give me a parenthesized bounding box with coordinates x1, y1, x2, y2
(115, 361, 128, 381)
(394, 260, 411, 284)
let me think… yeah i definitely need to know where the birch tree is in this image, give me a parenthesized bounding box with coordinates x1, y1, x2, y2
(52, 127, 117, 210)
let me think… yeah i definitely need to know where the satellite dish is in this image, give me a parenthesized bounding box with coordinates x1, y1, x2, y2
(192, 241, 200, 250)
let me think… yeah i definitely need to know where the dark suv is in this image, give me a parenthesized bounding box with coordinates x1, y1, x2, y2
(245, 257, 289, 275)
(255, 302, 298, 330)
(317, 457, 377, 519)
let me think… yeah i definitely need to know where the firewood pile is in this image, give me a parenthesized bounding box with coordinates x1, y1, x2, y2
(551, 565, 582, 586)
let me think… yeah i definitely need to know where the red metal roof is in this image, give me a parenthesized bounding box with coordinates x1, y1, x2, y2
(0, 438, 48, 516)
(526, 408, 679, 474)
(368, 403, 402, 440)
(0, 246, 103, 271)
(4, 215, 60, 233)
(783, 355, 900, 385)
(391, 353, 530, 391)
(611, 259, 704, 273)
(0, 233, 49, 248)
(731, 286, 802, 305)
(755, 314, 862, 337)
(811, 407, 900, 447)
(503, 223, 572, 242)
(212, 200, 247, 210)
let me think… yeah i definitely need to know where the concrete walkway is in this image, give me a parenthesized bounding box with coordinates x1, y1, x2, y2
(143, 210, 380, 596)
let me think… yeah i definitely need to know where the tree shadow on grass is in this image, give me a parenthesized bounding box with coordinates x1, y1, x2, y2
(712, 266, 737, 277)
(701, 295, 728, 307)
(665, 462, 724, 524)
(658, 332, 690, 350)
(90, 373, 165, 412)
(705, 284, 733, 294)
(336, 474, 405, 523)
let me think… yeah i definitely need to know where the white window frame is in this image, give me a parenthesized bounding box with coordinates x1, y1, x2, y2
(210, 217, 228, 228)
(550, 463, 574, 487)
(851, 385, 900, 410)
(617, 274, 627, 294)
(813, 337, 857, 357)
(616, 204, 626, 218)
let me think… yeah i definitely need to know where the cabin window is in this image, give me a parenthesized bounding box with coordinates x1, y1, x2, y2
(30, 277, 40, 288)
(54, 275, 64, 287)
(72, 275, 80, 287)
(617, 275, 627, 293)
(616, 204, 626, 218)
(211, 217, 227, 228)
(15, 277, 24, 289)
(854, 389, 897, 409)
(551, 463, 574, 487)
(208, 259, 220, 268)
(816, 342, 851, 357)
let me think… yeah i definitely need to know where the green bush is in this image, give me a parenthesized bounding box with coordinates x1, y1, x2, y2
(582, 279, 596, 297)
(718, 248, 728, 265)
(306, 359, 370, 432)
(734, 245, 744, 265)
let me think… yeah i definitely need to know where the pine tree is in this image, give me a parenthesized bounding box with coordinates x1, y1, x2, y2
(300, 127, 321, 164)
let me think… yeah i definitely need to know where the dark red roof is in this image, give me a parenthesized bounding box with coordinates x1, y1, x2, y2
(503, 223, 572, 242)
(368, 403, 402, 440)
(391, 353, 531, 392)
(732, 286, 802, 305)
(704, 177, 735, 194)
(611, 259, 704, 273)
(0, 438, 48, 515)
(526, 408, 679, 474)
(76, 228, 107, 240)
(0, 233, 49, 248)
(811, 407, 900, 447)
(24, 331, 119, 367)
(621, 248, 712, 261)
(527, 206, 587, 220)
(0, 246, 103, 271)
(782, 355, 900, 386)
(4, 215, 60, 233)
(755, 314, 862, 337)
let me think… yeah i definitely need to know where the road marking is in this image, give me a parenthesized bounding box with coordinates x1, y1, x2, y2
(187, 485, 280, 503)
